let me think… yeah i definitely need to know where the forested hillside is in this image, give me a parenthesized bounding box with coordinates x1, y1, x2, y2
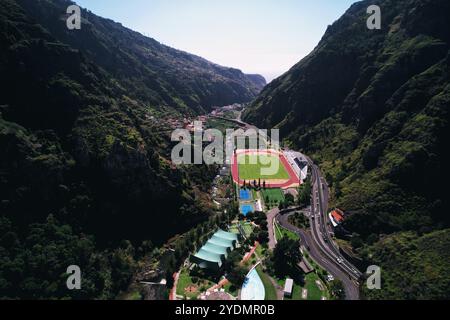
(0, 0, 262, 299)
(243, 0, 450, 299)
(361, 229, 450, 299)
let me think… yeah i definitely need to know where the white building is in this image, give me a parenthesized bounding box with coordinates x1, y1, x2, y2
(284, 279, 294, 298)
(284, 151, 309, 182)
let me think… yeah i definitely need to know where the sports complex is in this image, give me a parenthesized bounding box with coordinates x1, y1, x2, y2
(232, 149, 303, 216)
(232, 149, 301, 190)
(175, 146, 324, 301)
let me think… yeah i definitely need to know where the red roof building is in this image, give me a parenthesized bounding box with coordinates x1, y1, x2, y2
(329, 209, 345, 227)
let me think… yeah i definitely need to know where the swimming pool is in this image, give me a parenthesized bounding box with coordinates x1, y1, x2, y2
(239, 189, 252, 201)
(240, 204, 254, 216)
(241, 267, 265, 300)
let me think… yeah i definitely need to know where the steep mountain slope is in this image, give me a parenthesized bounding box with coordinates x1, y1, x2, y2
(17, 0, 265, 115)
(0, 0, 260, 299)
(361, 229, 450, 300)
(244, 0, 450, 299)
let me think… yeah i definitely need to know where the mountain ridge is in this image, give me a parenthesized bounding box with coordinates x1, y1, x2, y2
(243, 0, 450, 299)
(17, 0, 266, 115)
(0, 0, 259, 299)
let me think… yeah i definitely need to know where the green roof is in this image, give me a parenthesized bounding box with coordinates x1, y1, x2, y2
(215, 229, 239, 241)
(208, 237, 232, 248)
(191, 229, 239, 270)
(203, 241, 229, 256)
(194, 248, 223, 264)
(211, 234, 235, 248)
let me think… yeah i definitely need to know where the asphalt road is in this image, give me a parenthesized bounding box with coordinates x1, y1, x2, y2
(219, 114, 362, 300)
(307, 157, 362, 280)
(277, 211, 360, 300)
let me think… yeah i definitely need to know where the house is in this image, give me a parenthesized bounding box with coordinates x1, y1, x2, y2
(284, 279, 294, 298)
(329, 209, 345, 228)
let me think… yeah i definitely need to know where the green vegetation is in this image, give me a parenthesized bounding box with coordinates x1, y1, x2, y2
(297, 180, 312, 207)
(261, 188, 285, 209)
(328, 280, 345, 300)
(288, 212, 310, 230)
(278, 273, 328, 300)
(243, 0, 450, 299)
(304, 273, 325, 300)
(0, 0, 264, 299)
(242, 211, 269, 245)
(176, 268, 215, 300)
(268, 238, 302, 280)
(274, 222, 300, 242)
(238, 154, 289, 180)
(361, 229, 450, 300)
(256, 266, 278, 301)
(206, 118, 240, 133)
(229, 221, 253, 238)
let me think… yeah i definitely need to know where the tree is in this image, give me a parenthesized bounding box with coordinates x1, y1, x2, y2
(227, 265, 247, 286)
(329, 279, 346, 300)
(298, 180, 312, 207)
(272, 238, 302, 277)
(257, 230, 269, 244)
(222, 250, 242, 273)
(350, 233, 364, 249)
(285, 193, 295, 206)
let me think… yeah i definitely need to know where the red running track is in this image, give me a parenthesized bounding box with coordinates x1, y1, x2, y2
(231, 149, 300, 189)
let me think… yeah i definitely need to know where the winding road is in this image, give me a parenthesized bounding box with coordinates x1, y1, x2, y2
(214, 111, 362, 300)
(277, 211, 360, 300)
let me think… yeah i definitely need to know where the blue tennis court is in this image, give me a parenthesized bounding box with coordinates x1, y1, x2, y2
(239, 189, 252, 201)
(240, 204, 255, 216)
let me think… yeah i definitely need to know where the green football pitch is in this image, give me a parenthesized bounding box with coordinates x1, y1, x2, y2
(261, 188, 285, 203)
(237, 154, 290, 180)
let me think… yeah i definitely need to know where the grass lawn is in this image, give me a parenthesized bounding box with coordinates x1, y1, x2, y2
(276, 278, 304, 300)
(176, 269, 215, 299)
(256, 266, 278, 300)
(206, 118, 238, 132)
(240, 221, 254, 237)
(274, 221, 300, 242)
(238, 154, 289, 180)
(305, 273, 325, 300)
(252, 189, 259, 200)
(277, 273, 328, 300)
(261, 188, 285, 205)
(255, 244, 265, 258)
(223, 281, 239, 297)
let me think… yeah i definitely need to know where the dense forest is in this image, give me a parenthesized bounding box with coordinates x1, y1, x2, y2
(243, 0, 450, 299)
(0, 0, 264, 299)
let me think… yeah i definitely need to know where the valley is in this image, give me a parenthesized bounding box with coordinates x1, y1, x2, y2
(1, 0, 449, 302)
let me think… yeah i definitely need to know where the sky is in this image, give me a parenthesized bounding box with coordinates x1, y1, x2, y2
(75, 0, 357, 82)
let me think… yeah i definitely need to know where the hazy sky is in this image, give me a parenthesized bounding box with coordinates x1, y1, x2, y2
(75, 0, 357, 82)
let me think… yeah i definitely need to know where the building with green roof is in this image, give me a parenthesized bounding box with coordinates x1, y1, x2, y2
(190, 230, 239, 271)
